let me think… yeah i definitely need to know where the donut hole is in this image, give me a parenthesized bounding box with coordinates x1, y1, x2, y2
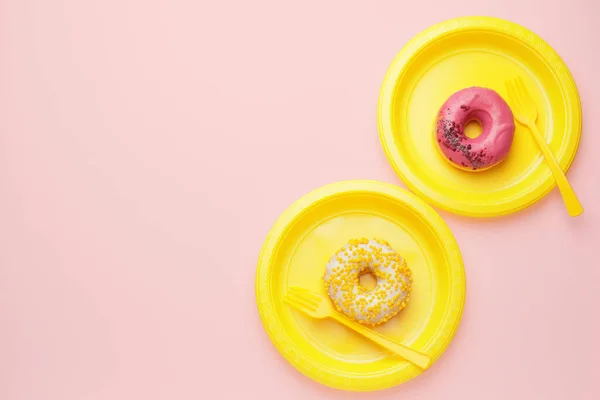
(359, 271, 377, 291)
(464, 120, 483, 138)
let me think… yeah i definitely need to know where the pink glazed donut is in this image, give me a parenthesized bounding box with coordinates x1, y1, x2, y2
(435, 87, 515, 171)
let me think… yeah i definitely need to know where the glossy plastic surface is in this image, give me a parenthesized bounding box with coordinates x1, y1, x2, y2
(378, 17, 582, 217)
(256, 181, 466, 391)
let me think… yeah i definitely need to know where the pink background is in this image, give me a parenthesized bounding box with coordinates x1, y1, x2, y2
(1, 1, 599, 399)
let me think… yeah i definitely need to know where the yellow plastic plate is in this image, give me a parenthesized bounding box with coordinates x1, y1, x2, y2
(378, 17, 582, 217)
(256, 181, 465, 391)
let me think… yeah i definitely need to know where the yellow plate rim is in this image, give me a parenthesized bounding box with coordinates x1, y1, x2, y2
(377, 16, 582, 217)
(255, 180, 466, 391)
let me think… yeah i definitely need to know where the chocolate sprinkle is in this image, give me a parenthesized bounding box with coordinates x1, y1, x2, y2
(437, 113, 492, 170)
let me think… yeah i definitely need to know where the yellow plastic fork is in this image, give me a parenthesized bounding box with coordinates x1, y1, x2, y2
(284, 286, 432, 370)
(505, 77, 583, 216)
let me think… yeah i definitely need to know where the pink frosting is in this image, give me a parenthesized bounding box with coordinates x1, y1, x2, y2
(435, 87, 515, 171)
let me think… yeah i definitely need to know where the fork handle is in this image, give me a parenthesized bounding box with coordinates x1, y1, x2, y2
(331, 313, 432, 370)
(526, 122, 583, 216)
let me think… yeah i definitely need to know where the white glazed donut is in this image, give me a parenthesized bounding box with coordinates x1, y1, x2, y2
(323, 238, 413, 326)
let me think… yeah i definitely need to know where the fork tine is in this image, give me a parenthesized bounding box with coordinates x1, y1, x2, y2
(283, 296, 311, 312)
(289, 286, 322, 303)
(516, 76, 531, 102)
(285, 292, 319, 310)
(283, 296, 313, 314)
(506, 80, 522, 114)
(287, 291, 319, 306)
(514, 78, 528, 107)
